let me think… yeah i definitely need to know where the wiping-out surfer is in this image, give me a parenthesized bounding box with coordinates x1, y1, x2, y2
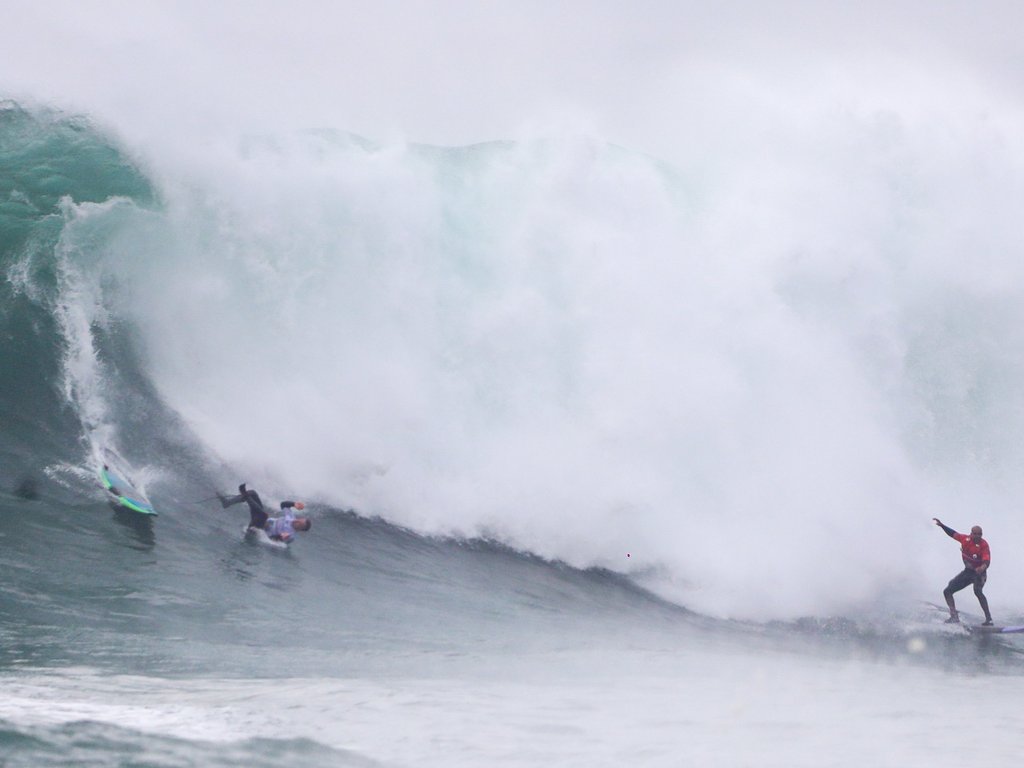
(219, 483, 311, 543)
(932, 518, 992, 626)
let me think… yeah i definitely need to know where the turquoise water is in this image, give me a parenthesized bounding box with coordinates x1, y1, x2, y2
(3, 102, 1024, 767)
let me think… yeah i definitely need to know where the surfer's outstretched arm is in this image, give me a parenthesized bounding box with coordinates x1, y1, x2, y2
(933, 518, 957, 538)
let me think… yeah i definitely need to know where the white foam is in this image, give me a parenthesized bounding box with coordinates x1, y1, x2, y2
(30, 121, 1024, 619)
(1, 648, 1019, 768)
(11, 5, 1024, 620)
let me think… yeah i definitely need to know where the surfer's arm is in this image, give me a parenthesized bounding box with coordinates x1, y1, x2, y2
(932, 519, 957, 538)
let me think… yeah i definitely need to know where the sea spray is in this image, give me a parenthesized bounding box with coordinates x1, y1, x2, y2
(8, 105, 1024, 618)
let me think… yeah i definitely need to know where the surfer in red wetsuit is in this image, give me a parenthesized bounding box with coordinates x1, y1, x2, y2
(933, 518, 993, 626)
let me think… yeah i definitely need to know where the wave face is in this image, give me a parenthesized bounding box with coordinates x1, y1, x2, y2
(5, 101, 1024, 626)
(6, 97, 1024, 768)
(0, 105, 151, 462)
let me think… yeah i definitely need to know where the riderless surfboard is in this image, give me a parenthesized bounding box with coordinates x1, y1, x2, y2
(99, 448, 157, 516)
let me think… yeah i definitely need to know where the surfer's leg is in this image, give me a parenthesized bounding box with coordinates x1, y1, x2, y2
(943, 581, 959, 619)
(248, 504, 268, 529)
(942, 595, 959, 622)
(219, 493, 244, 508)
(944, 569, 973, 621)
(976, 592, 992, 623)
(972, 571, 992, 623)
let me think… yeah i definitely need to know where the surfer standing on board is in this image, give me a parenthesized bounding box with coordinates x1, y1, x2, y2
(218, 483, 311, 542)
(933, 518, 993, 626)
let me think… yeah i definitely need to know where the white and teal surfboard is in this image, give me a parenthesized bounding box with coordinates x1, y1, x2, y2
(99, 448, 157, 516)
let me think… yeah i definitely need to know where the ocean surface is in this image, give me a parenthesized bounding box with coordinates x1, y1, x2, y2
(3, 101, 1024, 767)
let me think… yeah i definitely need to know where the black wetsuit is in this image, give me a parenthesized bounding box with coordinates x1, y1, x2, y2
(219, 484, 269, 529)
(219, 485, 302, 532)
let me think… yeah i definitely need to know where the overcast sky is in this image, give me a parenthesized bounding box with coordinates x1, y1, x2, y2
(4, 1, 1024, 162)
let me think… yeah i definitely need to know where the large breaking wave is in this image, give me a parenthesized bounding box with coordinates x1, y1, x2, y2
(5, 100, 1024, 620)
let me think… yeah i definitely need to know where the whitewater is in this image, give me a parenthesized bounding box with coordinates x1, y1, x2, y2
(5, 3, 1024, 765)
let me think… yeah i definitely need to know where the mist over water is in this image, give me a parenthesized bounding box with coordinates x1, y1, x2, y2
(22, 107, 1024, 620)
(7, 7, 1024, 766)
